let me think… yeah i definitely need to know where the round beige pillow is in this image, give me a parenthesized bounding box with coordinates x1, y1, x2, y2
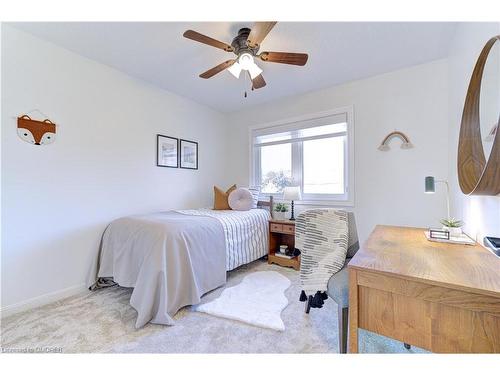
(228, 188, 253, 211)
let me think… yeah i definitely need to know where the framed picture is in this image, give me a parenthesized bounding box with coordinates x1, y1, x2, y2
(157, 134, 179, 168)
(180, 139, 198, 170)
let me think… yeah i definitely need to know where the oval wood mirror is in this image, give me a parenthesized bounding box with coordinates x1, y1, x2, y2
(458, 35, 500, 195)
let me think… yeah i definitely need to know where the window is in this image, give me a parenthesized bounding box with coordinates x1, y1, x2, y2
(260, 143, 292, 194)
(251, 108, 354, 204)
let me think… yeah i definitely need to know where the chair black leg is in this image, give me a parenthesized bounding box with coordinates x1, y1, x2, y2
(404, 343, 411, 350)
(338, 306, 349, 354)
(305, 295, 312, 314)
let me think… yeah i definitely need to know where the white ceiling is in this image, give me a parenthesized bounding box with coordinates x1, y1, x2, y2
(11, 22, 458, 113)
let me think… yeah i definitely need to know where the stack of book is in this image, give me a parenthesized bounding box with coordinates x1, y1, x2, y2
(275, 252, 296, 259)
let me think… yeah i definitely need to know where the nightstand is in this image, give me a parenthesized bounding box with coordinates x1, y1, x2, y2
(268, 219, 300, 270)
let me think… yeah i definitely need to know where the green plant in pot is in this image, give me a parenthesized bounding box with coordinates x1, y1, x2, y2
(440, 218, 463, 237)
(274, 203, 289, 221)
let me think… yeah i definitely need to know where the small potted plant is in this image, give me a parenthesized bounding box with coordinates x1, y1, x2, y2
(440, 218, 463, 237)
(274, 203, 289, 221)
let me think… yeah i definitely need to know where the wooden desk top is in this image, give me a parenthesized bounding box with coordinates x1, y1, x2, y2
(349, 225, 500, 297)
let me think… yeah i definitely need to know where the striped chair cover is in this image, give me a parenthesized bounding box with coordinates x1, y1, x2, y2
(296, 209, 349, 295)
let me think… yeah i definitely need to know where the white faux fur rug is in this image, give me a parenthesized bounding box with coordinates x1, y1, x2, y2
(195, 271, 291, 331)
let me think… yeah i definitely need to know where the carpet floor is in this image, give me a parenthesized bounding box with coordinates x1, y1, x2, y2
(1, 260, 428, 353)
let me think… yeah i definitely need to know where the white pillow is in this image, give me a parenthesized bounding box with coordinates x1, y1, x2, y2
(247, 186, 261, 208)
(228, 188, 253, 211)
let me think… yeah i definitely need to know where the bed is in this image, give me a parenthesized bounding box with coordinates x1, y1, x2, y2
(88, 199, 272, 328)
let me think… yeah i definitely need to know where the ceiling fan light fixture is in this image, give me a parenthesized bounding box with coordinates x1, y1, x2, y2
(248, 62, 263, 79)
(238, 53, 254, 70)
(227, 62, 242, 78)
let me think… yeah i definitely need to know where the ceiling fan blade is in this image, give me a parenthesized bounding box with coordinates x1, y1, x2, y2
(183, 30, 234, 52)
(247, 22, 277, 48)
(259, 51, 308, 66)
(199, 60, 236, 79)
(251, 73, 266, 89)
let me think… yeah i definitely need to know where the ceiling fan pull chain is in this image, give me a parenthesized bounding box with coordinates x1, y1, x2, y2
(244, 70, 249, 98)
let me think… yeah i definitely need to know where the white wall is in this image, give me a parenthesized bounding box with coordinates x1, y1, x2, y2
(1, 26, 230, 311)
(226, 60, 450, 242)
(447, 23, 500, 243)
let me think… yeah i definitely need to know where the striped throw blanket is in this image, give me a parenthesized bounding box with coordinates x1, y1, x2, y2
(296, 209, 349, 295)
(175, 208, 270, 271)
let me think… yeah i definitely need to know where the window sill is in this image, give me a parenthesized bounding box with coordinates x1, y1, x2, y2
(295, 199, 354, 207)
(264, 195, 354, 207)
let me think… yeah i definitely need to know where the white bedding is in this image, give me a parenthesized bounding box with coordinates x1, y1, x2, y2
(176, 208, 270, 270)
(90, 211, 226, 328)
(89, 207, 271, 328)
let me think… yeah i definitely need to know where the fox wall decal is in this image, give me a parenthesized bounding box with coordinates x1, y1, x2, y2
(17, 115, 56, 145)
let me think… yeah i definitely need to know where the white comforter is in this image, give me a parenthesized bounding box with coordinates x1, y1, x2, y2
(91, 211, 226, 328)
(89, 208, 270, 328)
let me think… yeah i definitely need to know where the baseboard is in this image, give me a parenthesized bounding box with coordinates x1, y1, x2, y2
(0, 283, 89, 318)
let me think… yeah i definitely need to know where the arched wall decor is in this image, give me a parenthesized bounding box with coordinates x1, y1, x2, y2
(457, 35, 500, 196)
(377, 131, 413, 151)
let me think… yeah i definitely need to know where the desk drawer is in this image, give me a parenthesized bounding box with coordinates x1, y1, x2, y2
(355, 270, 500, 353)
(270, 223, 283, 232)
(282, 224, 295, 234)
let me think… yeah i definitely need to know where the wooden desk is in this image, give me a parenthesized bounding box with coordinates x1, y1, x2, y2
(348, 225, 500, 353)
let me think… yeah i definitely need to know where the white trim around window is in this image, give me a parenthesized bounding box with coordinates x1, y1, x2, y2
(248, 106, 355, 207)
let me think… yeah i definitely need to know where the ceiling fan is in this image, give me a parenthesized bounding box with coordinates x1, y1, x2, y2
(183, 22, 308, 90)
